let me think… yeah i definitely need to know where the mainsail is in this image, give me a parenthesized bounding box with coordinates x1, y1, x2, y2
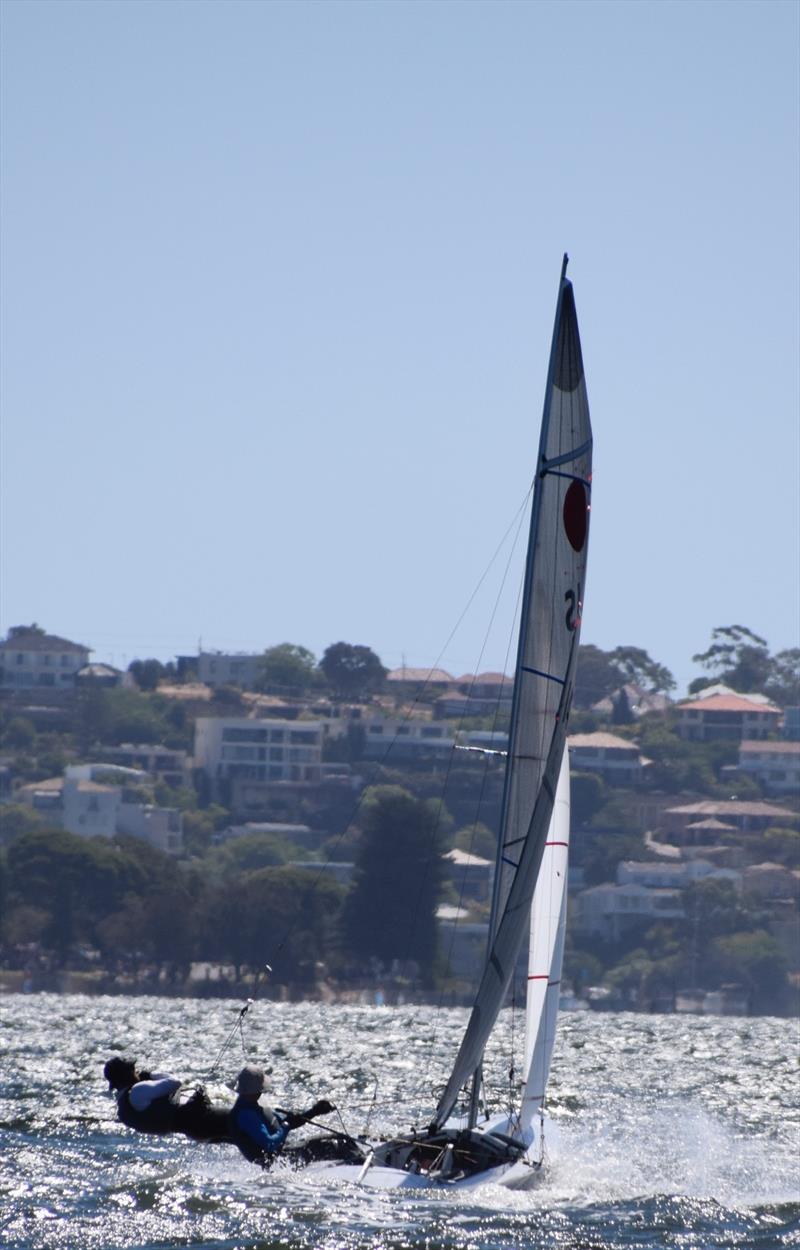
(432, 256, 592, 1131)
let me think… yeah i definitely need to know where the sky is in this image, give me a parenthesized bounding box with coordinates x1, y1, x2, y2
(1, 0, 798, 696)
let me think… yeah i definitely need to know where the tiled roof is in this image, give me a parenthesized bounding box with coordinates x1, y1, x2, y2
(387, 668, 454, 684)
(678, 694, 781, 714)
(667, 799, 793, 817)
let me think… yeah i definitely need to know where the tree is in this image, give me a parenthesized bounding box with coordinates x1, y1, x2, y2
(575, 645, 620, 708)
(2, 717, 36, 750)
(611, 688, 634, 725)
(256, 643, 317, 692)
(341, 786, 448, 977)
(453, 821, 496, 861)
(608, 646, 676, 694)
(692, 625, 771, 693)
(319, 643, 387, 699)
(710, 930, 789, 1015)
(570, 772, 608, 827)
(575, 644, 675, 709)
(200, 866, 344, 983)
(0, 804, 45, 846)
(128, 658, 174, 691)
(765, 648, 800, 705)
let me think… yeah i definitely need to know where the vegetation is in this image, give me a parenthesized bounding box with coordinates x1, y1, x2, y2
(0, 622, 796, 1013)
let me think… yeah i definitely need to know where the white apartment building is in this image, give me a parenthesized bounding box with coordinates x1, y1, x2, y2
(20, 775, 184, 854)
(194, 717, 324, 786)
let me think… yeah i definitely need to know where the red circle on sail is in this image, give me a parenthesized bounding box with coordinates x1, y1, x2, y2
(563, 480, 588, 551)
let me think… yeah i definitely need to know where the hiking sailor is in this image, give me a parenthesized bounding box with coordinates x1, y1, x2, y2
(228, 1064, 334, 1167)
(104, 1056, 232, 1142)
(104, 1057, 182, 1135)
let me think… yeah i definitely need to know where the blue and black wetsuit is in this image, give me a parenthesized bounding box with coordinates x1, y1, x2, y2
(229, 1098, 289, 1165)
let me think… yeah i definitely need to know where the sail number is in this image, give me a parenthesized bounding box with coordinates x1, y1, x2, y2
(565, 585, 582, 632)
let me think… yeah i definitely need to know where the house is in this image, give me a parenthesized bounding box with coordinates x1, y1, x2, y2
(591, 683, 672, 719)
(194, 716, 324, 803)
(361, 717, 455, 760)
(567, 731, 646, 785)
(742, 862, 799, 900)
(737, 740, 800, 796)
(572, 882, 685, 939)
(783, 707, 800, 741)
(443, 847, 492, 903)
(0, 627, 90, 690)
(675, 693, 782, 742)
(16, 772, 183, 854)
(217, 821, 324, 851)
(93, 743, 189, 788)
(197, 651, 263, 689)
(386, 667, 455, 699)
(435, 672, 513, 718)
(75, 663, 134, 689)
(617, 859, 740, 891)
(661, 799, 798, 841)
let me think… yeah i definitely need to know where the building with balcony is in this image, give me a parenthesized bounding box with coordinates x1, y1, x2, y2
(361, 717, 455, 760)
(675, 693, 782, 742)
(567, 731, 646, 785)
(572, 882, 685, 939)
(737, 740, 800, 796)
(0, 628, 90, 689)
(194, 716, 323, 791)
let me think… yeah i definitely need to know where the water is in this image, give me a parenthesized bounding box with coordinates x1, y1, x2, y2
(1, 995, 798, 1248)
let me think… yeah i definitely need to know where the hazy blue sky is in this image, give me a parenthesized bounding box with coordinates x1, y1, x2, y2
(2, 0, 798, 695)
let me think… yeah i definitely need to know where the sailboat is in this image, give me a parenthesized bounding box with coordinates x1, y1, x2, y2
(305, 254, 593, 1188)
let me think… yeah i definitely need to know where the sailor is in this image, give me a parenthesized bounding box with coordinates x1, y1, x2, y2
(103, 1056, 232, 1143)
(228, 1064, 335, 1167)
(104, 1057, 182, 1135)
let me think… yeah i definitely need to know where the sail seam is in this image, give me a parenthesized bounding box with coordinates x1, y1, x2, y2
(520, 665, 565, 685)
(541, 438, 592, 470)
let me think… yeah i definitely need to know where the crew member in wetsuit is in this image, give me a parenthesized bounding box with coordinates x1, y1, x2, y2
(104, 1056, 232, 1143)
(104, 1057, 181, 1135)
(228, 1065, 336, 1167)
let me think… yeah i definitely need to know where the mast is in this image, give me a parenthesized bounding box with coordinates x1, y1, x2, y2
(434, 255, 592, 1133)
(485, 253, 572, 949)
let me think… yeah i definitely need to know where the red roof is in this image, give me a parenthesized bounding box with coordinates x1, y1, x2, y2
(679, 694, 780, 715)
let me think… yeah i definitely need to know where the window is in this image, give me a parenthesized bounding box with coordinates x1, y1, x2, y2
(270, 730, 285, 743)
(223, 728, 268, 743)
(290, 730, 317, 745)
(15, 653, 23, 665)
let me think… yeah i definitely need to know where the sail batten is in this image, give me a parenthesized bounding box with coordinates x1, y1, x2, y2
(431, 261, 592, 1134)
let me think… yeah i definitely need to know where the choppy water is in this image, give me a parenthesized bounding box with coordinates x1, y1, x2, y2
(0, 995, 798, 1249)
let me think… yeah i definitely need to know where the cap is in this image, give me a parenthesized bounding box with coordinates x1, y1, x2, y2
(235, 1064, 266, 1096)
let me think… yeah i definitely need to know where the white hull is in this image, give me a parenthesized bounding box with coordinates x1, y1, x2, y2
(302, 1113, 554, 1191)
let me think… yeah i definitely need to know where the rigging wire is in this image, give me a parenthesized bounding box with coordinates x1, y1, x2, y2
(262, 487, 534, 985)
(401, 487, 534, 1119)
